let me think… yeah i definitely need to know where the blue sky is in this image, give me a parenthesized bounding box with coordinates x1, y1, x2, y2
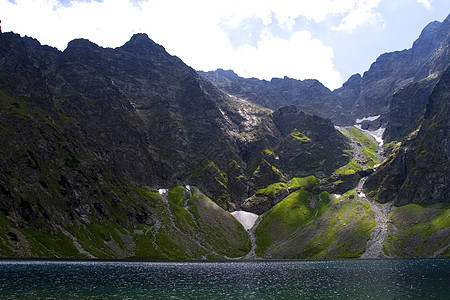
(1, 0, 449, 89)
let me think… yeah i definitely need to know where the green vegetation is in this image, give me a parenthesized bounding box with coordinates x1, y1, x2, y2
(255, 189, 330, 256)
(21, 229, 83, 258)
(0, 182, 252, 259)
(0, 216, 15, 257)
(290, 129, 311, 142)
(332, 160, 363, 176)
(383, 140, 400, 153)
(263, 149, 275, 155)
(383, 203, 450, 257)
(168, 186, 195, 228)
(255, 189, 375, 258)
(349, 126, 378, 168)
(188, 187, 251, 257)
(256, 182, 287, 195)
(289, 175, 319, 190)
(68, 220, 128, 258)
(299, 191, 374, 258)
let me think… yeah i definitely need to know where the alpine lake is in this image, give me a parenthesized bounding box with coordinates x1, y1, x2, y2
(0, 258, 449, 299)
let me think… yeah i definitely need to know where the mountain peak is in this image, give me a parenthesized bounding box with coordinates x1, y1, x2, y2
(121, 33, 167, 55)
(129, 33, 151, 43)
(66, 38, 99, 50)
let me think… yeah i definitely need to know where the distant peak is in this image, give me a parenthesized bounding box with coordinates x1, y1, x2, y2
(129, 33, 151, 43)
(66, 38, 99, 50)
(215, 68, 239, 79)
(121, 33, 166, 54)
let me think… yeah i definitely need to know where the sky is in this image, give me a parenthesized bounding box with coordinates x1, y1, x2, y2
(1, 0, 449, 90)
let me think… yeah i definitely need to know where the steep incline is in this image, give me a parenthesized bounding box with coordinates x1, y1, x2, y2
(358, 178, 393, 258)
(365, 66, 450, 205)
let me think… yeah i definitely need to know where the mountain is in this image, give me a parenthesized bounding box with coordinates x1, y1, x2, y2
(198, 69, 343, 122)
(0, 32, 353, 258)
(0, 14, 448, 259)
(365, 66, 450, 206)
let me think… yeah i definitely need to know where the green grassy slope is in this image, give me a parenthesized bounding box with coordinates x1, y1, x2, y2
(0, 185, 250, 259)
(383, 203, 449, 257)
(255, 187, 375, 258)
(348, 127, 379, 168)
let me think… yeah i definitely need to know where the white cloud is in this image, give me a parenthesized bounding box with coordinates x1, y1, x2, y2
(332, 0, 383, 32)
(225, 31, 342, 89)
(0, 0, 349, 89)
(0, 0, 141, 49)
(417, 0, 432, 9)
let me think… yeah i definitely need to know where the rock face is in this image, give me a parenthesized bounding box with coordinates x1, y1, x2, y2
(365, 67, 450, 205)
(271, 106, 349, 177)
(199, 69, 342, 124)
(0, 32, 350, 240)
(349, 14, 449, 120)
(383, 75, 439, 143)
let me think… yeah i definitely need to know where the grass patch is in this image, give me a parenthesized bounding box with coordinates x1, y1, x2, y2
(168, 186, 195, 228)
(333, 160, 363, 176)
(349, 126, 378, 168)
(299, 190, 374, 258)
(132, 226, 163, 259)
(21, 229, 83, 258)
(155, 232, 189, 259)
(255, 189, 330, 256)
(290, 129, 311, 142)
(263, 149, 275, 155)
(385, 203, 450, 257)
(289, 175, 319, 190)
(68, 221, 128, 258)
(189, 188, 251, 258)
(256, 182, 287, 195)
(132, 186, 161, 207)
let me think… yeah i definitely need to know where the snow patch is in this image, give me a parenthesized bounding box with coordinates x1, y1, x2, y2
(356, 115, 380, 124)
(158, 189, 168, 195)
(354, 124, 386, 146)
(231, 211, 258, 230)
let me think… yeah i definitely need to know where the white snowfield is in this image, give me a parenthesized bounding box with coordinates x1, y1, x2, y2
(356, 115, 380, 123)
(231, 211, 258, 230)
(354, 124, 386, 146)
(354, 115, 385, 146)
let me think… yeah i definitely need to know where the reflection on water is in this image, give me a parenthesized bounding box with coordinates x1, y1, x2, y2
(0, 259, 449, 299)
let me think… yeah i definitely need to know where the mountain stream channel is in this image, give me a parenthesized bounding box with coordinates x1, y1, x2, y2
(232, 126, 393, 259)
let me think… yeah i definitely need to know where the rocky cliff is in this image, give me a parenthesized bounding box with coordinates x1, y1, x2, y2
(365, 66, 449, 206)
(346, 14, 449, 121)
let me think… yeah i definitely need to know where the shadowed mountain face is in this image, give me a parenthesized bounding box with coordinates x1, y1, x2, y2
(365, 66, 450, 206)
(0, 32, 350, 231)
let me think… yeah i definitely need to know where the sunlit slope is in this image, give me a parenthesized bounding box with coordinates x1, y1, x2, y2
(254, 187, 374, 258)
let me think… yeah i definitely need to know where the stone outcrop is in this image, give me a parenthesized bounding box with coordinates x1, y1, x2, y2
(365, 67, 450, 205)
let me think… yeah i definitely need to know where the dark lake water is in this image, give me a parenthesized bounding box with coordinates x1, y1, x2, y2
(0, 259, 448, 299)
